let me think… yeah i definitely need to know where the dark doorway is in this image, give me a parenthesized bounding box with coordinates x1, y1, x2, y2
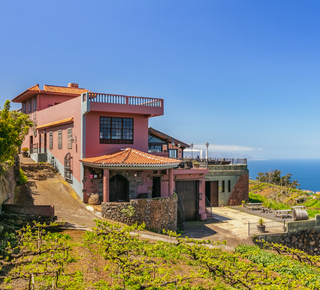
(29, 136, 33, 153)
(44, 133, 47, 153)
(176, 181, 198, 221)
(152, 177, 161, 198)
(205, 181, 219, 206)
(109, 175, 129, 202)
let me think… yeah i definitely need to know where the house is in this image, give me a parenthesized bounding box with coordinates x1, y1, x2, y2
(205, 159, 249, 206)
(12, 83, 208, 228)
(148, 127, 190, 159)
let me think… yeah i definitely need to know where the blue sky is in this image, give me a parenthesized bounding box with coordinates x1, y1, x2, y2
(1, 0, 320, 159)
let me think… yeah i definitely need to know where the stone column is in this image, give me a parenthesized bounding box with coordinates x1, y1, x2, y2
(103, 169, 109, 202)
(168, 168, 174, 196)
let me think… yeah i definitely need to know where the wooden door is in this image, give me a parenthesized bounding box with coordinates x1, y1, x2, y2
(210, 181, 219, 206)
(109, 175, 129, 202)
(176, 181, 198, 221)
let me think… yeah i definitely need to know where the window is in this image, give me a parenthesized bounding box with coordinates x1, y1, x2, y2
(222, 180, 225, 192)
(148, 145, 162, 153)
(29, 99, 32, 113)
(67, 128, 72, 149)
(22, 102, 26, 113)
(33, 97, 37, 111)
(58, 130, 62, 149)
(100, 117, 133, 144)
(228, 180, 231, 192)
(169, 149, 177, 159)
(49, 132, 53, 150)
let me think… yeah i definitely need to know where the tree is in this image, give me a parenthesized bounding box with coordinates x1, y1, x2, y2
(256, 169, 300, 189)
(0, 100, 33, 168)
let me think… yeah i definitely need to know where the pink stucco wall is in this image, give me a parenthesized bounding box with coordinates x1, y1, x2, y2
(38, 94, 76, 111)
(21, 96, 82, 185)
(85, 111, 149, 157)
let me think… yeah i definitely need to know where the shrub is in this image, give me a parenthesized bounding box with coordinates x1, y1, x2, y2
(17, 168, 27, 185)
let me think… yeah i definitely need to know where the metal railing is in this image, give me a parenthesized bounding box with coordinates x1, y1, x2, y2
(87, 93, 162, 107)
(205, 196, 213, 217)
(30, 143, 38, 154)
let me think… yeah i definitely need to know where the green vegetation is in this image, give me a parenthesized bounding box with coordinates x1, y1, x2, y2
(0, 100, 33, 170)
(4, 220, 320, 288)
(250, 176, 320, 217)
(256, 169, 300, 189)
(16, 168, 27, 185)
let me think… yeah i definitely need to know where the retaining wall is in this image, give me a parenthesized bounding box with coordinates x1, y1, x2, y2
(256, 215, 320, 256)
(101, 195, 178, 232)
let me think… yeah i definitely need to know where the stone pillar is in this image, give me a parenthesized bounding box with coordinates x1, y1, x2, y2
(168, 168, 174, 196)
(103, 169, 109, 202)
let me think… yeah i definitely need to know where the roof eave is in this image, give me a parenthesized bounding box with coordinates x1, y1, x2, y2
(80, 162, 180, 170)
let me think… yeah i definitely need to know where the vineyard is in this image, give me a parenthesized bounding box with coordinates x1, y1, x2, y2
(1, 221, 320, 289)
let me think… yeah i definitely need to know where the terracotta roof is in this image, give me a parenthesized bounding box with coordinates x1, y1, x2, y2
(28, 84, 40, 91)
(148, 127, 190, 148)
(12, 83, 89, 103)
(36, 117, 73, 130)
(80, 148, 180, 169)
(43, 85, 89, 94)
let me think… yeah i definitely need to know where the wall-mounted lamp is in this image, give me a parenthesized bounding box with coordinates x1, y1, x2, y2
(70, 134, 77, 144)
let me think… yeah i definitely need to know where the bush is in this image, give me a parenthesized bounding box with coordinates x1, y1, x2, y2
(17, 168, 27, 185)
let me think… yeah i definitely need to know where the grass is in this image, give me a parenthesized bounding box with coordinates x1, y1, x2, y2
(249, 180, 320, 217)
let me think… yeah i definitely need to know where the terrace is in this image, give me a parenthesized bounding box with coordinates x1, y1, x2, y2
(82, 92, 164, 117)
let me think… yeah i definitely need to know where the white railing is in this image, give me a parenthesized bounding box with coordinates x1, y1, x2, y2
(87, 93, 162, 107)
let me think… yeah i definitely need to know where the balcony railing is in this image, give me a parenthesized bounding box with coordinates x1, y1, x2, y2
(87, 93, 162, 107)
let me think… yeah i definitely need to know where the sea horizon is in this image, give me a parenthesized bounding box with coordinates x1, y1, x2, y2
(247, 159, 320, 193)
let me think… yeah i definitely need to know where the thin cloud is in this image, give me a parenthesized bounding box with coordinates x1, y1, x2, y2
(191, 144, 255, 152)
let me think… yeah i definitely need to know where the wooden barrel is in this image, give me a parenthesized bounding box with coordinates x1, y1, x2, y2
(292, 208, 308, 221)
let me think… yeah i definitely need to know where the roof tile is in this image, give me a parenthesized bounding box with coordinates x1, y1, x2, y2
(80, 148, 180, 168)
(43, 85, 89, 94)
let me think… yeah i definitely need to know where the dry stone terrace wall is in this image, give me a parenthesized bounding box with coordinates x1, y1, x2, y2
(101, 195, 178, 232)
(257, 228, 320, 256)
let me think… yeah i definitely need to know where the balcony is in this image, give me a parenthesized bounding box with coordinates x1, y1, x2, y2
(82, 92, 164, 117)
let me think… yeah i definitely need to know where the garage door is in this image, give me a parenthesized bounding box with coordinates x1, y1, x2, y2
(176, 181, 198, 221)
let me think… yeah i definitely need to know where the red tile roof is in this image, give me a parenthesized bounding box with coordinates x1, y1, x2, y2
(36, 117, 73, 130)
(80, 148, 180, 168)
(43, 85, 89, 94)
(28, 84, 40, 92)
(12, 84, 89, 103)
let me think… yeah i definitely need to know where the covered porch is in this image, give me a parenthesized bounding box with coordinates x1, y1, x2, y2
(80, 148, 180, 203)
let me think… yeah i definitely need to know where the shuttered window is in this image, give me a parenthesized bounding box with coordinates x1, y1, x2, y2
(49, 132, 53, 150)
(58, 130, 62, 149)
(67, 128, 72, 149)
(33, 97, 37, 111)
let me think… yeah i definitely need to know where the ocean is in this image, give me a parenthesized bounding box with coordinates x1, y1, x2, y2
(247, 159, 320, 193)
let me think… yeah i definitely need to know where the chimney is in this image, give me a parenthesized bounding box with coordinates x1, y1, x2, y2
(68, 83, 79, 88)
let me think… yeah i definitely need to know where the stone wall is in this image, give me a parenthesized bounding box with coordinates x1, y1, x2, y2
(101, 195, 178, 232)
(257, 229, 320, 256)
(227, 174, 249, 205)
(0, 155, 20, 208)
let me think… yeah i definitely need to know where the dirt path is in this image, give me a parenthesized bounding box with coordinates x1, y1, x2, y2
(19, 158, 100, 230)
